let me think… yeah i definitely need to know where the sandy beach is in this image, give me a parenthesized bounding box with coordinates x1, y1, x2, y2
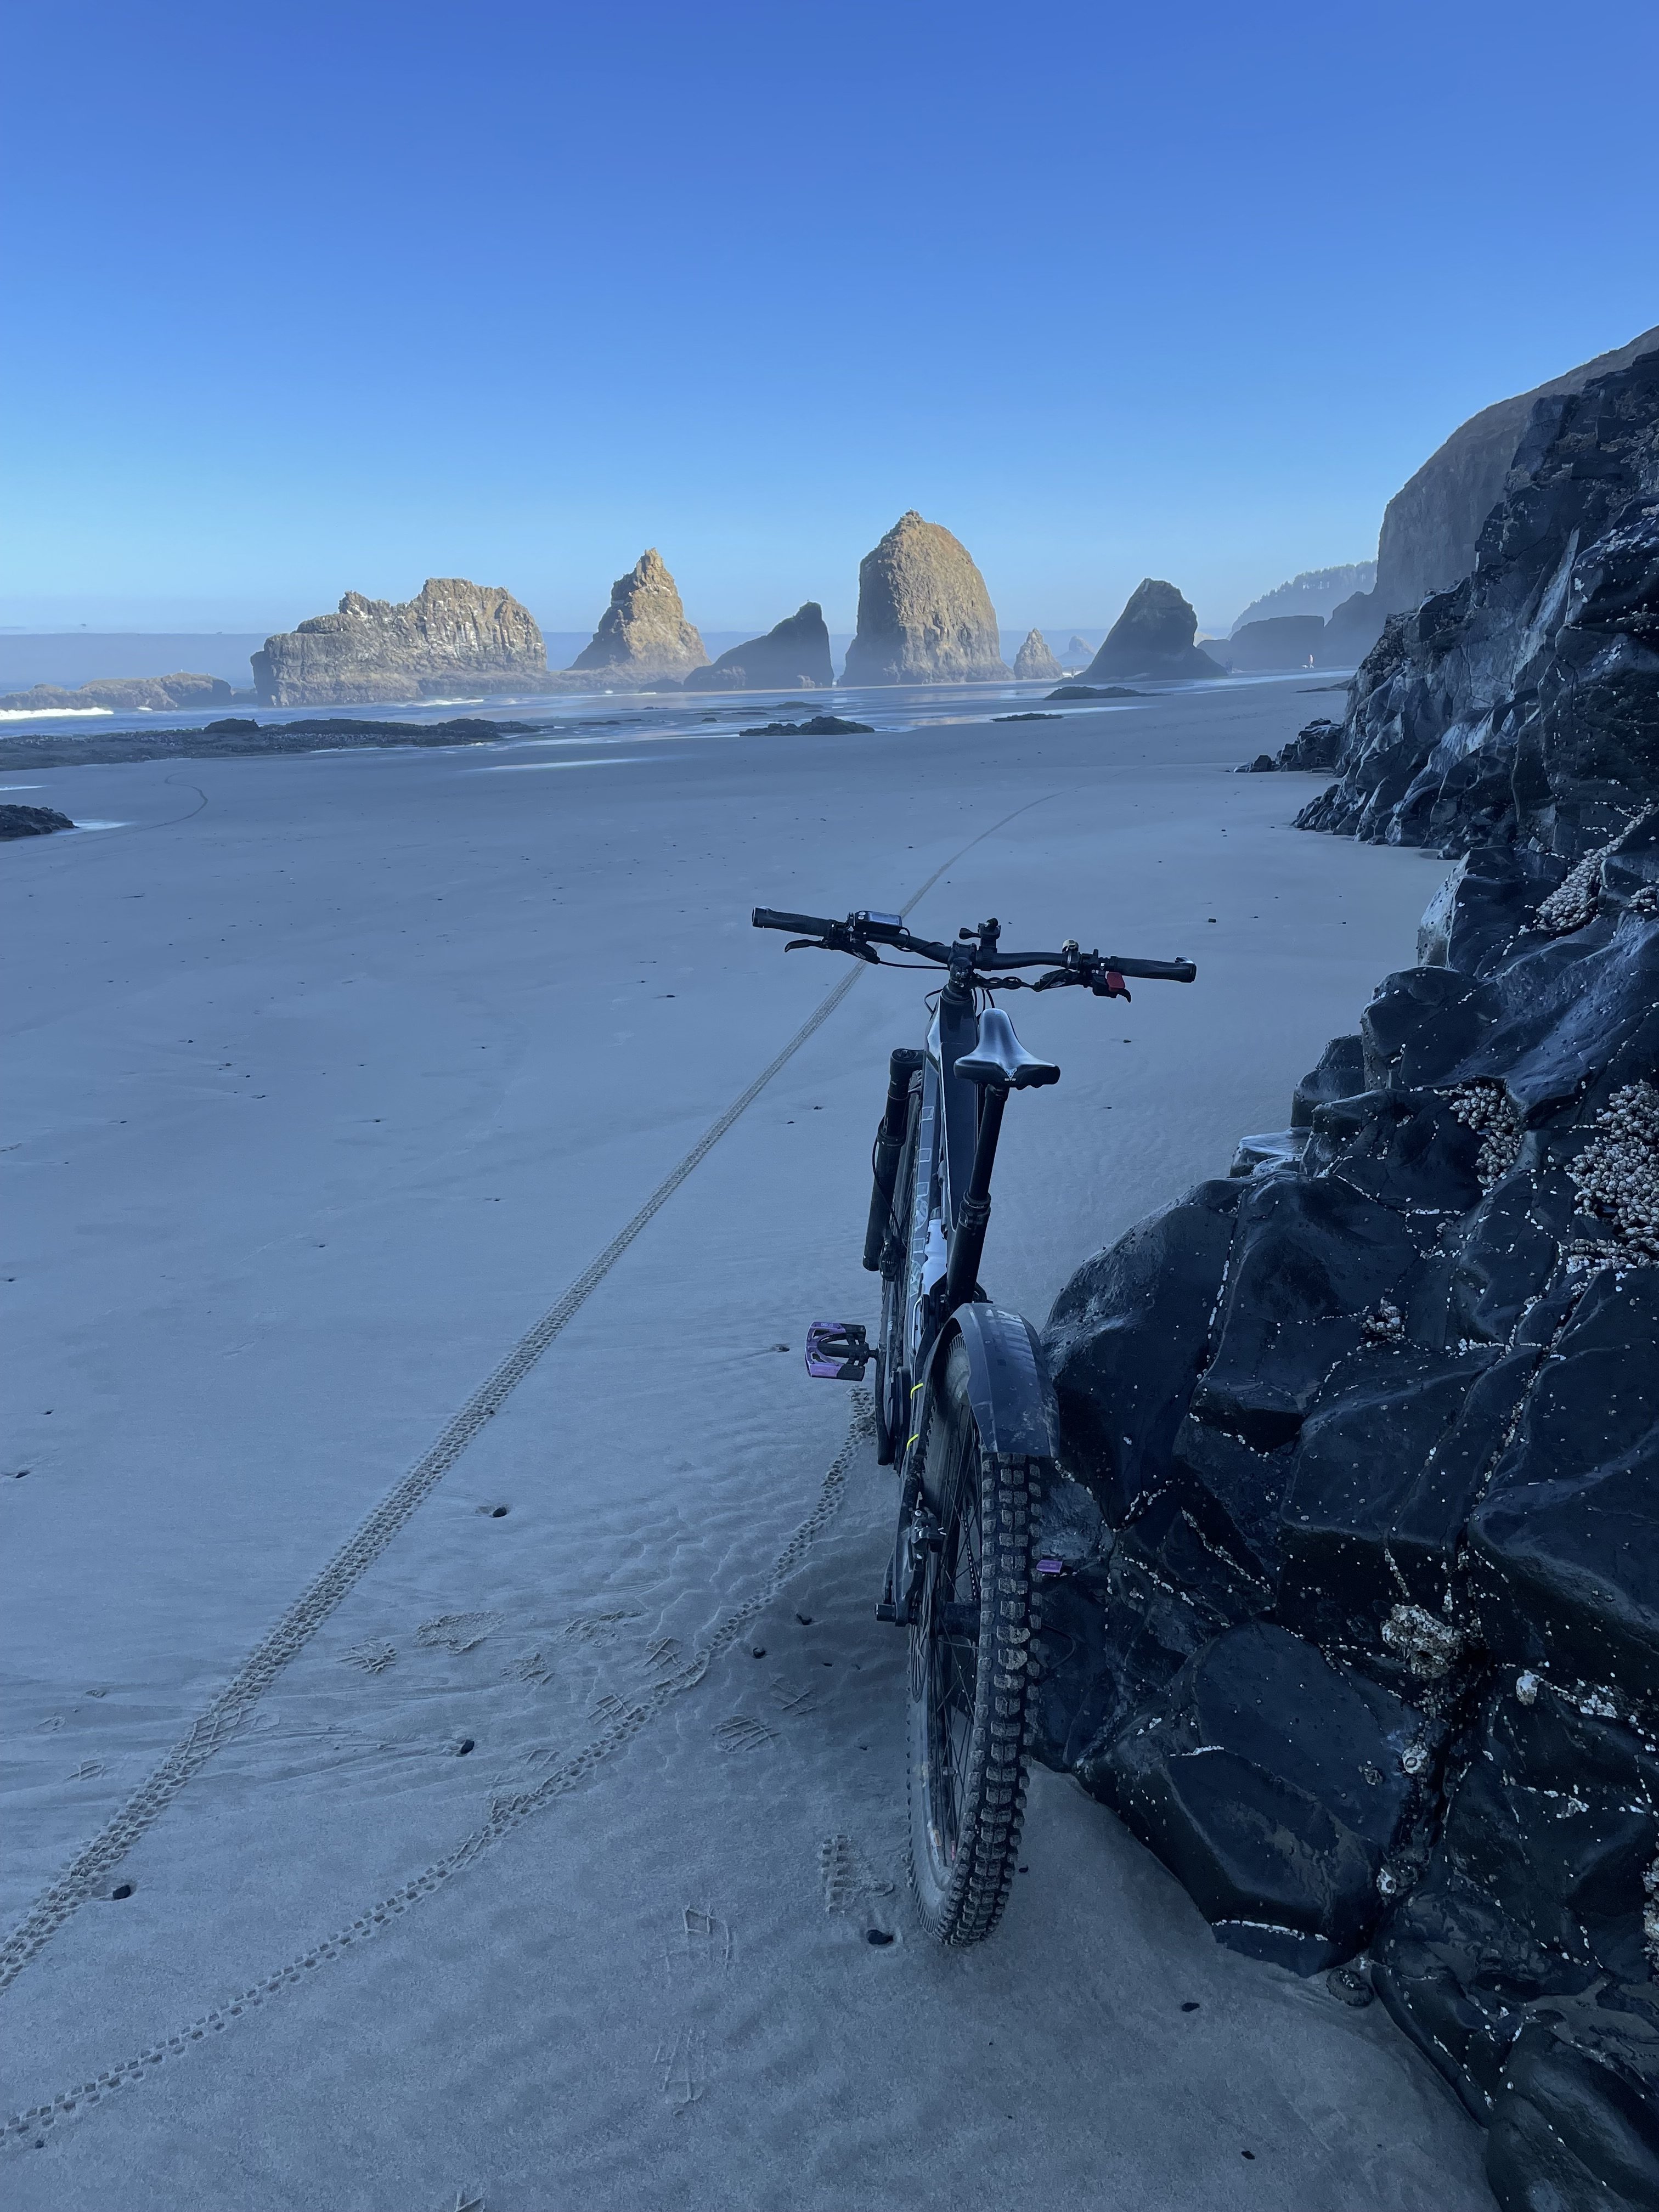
(1, 679, 1492, 2209)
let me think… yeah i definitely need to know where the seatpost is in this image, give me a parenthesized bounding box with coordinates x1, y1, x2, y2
(941, 1083, 1007, 1313)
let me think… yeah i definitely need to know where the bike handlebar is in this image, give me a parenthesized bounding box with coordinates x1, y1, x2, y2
(751, 907, 1196, 984)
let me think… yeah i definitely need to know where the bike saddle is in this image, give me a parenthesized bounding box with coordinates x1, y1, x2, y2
(953, 1008, 1059, 1090)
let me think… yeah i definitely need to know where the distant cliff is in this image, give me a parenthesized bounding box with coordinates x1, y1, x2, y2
(567, 551, 708, 686)
(685, 602, 833, 691)
(1082, 582, 1224, 683)
(1326, 324, 1659, 662)
(1231, 565, 1375, 633)
(841, 512, 1008, 685)
(253, 580, 551, 707)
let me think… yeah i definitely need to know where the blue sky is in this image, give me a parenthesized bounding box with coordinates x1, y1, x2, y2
(4, 0, 1656, 638)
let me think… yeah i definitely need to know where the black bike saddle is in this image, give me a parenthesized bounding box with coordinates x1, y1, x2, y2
(953, 1008, 1060, 1090)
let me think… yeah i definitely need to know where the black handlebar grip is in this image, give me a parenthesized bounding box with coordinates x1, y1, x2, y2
(1107, 956, 1197, 982)
(753, 907, 838, 935)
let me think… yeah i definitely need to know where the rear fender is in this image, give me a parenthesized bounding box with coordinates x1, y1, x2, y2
(930, 1302, 1059, 1461)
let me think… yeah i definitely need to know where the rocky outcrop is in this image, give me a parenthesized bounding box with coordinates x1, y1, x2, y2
(684, 602, 832, 691)
(1013, 629, 1062, 681)
(737, 714, 872, 736)
(1064, 636, 1094, 665)
(253, 580, 550, 707)
(0, 716, 539, 771)
(0, 673, 234, 713)
(1331, 327, 1659, 660)
(1039, 358, 1659, 2205)
(840, 511, 1007, 685)
(0, 804, 74, 838)
(1297, 349, 1659, 854)
(1081, 581, 1224, 684)
(567, 550, 707, 686)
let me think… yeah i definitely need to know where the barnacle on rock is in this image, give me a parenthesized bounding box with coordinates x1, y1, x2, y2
(1446, 1080, 1524, 1188)
(1361, 1299, 1405, 1343)
(1381, 1604, 1464, 1680)
(1568, 1080, 1659, 1261)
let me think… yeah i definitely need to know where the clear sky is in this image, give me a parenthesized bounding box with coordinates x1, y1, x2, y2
(4, 0, 1656, 639)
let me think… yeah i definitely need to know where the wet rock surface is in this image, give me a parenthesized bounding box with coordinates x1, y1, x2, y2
(0, 716, 539, 770)
(1080, 579, 1224, 684)
(1037, 833, 1659, 2209)
(1297, 348, 1659, 854)
(0, 804, 75, 838)
(840, 510, 1007, 684)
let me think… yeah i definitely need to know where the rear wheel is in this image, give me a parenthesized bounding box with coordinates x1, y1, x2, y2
(906, 1336, 1041, 1944)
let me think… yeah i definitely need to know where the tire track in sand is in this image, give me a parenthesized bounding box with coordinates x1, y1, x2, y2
(0, 796, 1054, 1993)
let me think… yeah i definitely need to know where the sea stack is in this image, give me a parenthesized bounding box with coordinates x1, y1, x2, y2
(253, 580, 549, 707)
(841, 511, 1008, 684)
(685, 602, 834, 691)
(1064, 636, 1094, 665)
(567, 550, 708, 687)
(1082, 581, 1224, 683)
(1013, 629, 1062, 681)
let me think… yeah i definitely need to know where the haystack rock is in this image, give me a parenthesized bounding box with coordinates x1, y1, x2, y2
(840, 511, 1008, 685)
(1065, 636, 1094, 665)
(685, 602, 833, 691)
(252, 580, 549, 707)
(1082, 581, 1224, 683)
(1013, 629, 1062, 681)
(567, 550, 708, 686)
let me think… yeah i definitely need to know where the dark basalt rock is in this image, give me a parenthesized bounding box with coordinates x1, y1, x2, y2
(1045, 683, 1142, 700)
(1081, 1621, 1421, 1974)
(737, 714, 873, 736)
(1297, 347, 1659, 855)
(0, 803, 74, 839)
(1037, 826, 1659, 2209)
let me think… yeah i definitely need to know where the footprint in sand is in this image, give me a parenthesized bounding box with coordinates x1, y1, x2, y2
(665, 1905, 732, 1977)
(341, 1640, 398, 1674)
(416, 1613, 501, 1656)
(819, 1833, 894, 1915)
(654, 2025, 706, 2111)
(713, 1713, 776, 1753)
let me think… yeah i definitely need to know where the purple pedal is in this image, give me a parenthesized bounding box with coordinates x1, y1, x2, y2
(805, 1322, 872, 1379)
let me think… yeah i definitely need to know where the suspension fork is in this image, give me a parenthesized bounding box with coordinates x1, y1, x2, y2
(862, 1047, 924, 1273)
(942, 1082, 1008, 1312)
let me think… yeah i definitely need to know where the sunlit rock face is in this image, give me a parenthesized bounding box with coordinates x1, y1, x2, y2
(1300, 348, 1659, 856)
(1013, 629, 1062, 681)
(684, 602, 833, 691)
(253, 580, 549, 707)
(840, 511, 1007, 685)
(1081, 580, 1224, 683)
(566, 549, 708, 687)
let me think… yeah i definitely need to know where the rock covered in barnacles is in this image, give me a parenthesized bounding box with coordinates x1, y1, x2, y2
(1036, 831, 1659, 2209)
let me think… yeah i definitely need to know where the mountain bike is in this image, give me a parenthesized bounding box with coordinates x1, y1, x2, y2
(752, 905, 1196, 1943)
